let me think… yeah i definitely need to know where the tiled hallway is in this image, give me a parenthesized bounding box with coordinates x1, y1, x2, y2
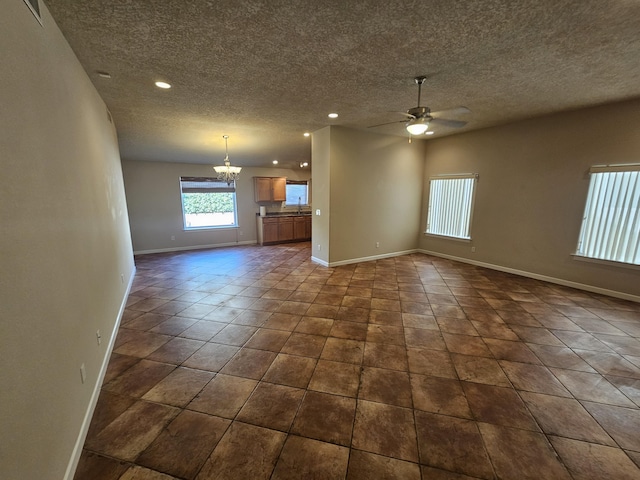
(75, 243, 640, 479)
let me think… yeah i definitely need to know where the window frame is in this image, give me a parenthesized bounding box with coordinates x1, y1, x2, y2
(574, 164, 640, 267)
(285, 180, 310, 207)
(425, 173, 478, 241)
(179, 176, 239, 230)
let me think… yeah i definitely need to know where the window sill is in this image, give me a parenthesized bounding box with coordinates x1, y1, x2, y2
(423, 232, 471, 243)
(572, 254, 640, 271)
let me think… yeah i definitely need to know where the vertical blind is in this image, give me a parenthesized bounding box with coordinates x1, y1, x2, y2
(577, 165, 640, 265)
(426, 175, 477, 239)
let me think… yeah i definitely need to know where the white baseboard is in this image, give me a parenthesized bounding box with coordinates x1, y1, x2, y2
(63, 266, 136, 480)
(418, 249, 640, 303)
(311, 249, 419, 268)
(311, 256, 329, 267)
(134, 240, 257, 255)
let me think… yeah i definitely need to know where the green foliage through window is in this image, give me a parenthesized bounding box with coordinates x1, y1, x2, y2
(182, 192, 234, 214)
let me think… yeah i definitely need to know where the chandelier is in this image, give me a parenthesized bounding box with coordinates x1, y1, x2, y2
(213, 135, 241, 185)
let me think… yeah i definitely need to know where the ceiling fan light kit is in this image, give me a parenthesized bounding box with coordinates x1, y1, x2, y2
(213, 135, 242, 185)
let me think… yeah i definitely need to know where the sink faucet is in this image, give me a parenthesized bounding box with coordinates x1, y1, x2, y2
(297, 197, 301, 214)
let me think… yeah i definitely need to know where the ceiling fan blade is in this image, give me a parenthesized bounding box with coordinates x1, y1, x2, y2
(430, 117, 467, 128)
(368, 119, 407, 128)
(431, 106, 471, 117)
(393, 111, 416, 119)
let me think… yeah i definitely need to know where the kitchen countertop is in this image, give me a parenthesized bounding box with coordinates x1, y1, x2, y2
(257, 212, 312, 217)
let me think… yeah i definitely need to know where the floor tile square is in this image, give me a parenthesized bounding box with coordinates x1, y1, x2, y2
(236, 382, 304, 431)
(320, 337, 365, 364)
(188, 374, 257, 419)
(352, 400, 418, 462)
(291, 391, 356, 446)
(196, 422, 286, 480)
(220, 348, 277, 379)
(415, 411, 494, 479)
(411, 374, 472, 418)
(308, 359, 361, 397)
(136, 410, 230, 479)
(462, 382, 539, 431)
(272, 435, 349, 480)
(359, 366, 412, 407)
(262, 353, 316, 388)
(479, 423, 572, 479)
(142, 367, 214, 407)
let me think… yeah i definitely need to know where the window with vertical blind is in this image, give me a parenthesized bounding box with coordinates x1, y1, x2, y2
(426, 174, 477, 240)
(180, 177, 237, 229)
(576, 165, 640, 265)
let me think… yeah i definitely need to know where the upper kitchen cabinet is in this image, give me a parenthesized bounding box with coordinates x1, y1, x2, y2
(254, 176, 286, 203)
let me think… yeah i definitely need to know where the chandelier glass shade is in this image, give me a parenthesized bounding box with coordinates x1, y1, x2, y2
(213, 135, 241, 185)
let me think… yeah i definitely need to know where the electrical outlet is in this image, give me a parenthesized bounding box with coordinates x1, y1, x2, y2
(171, 235, 176, 241)
(239, 230, 243, 236)
(317, 244, 321, 251)
(96, 330, 102, 345)
(80, 364, 86, 384)
(376, 242, 380, 248)
(471, 247, 476, 253)
(315, 209, 321, 215)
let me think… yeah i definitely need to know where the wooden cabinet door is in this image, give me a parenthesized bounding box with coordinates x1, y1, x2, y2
(293, 217, 306, 240)
(254, 177, 272, 202)
(278, 217, 294, 241)
(305, 215, 312, 239)
(272, 177, 286, 202)
(263, 218, 279, 243)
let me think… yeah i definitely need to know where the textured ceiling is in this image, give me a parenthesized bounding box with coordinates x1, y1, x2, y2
(44, 0, 640, 169)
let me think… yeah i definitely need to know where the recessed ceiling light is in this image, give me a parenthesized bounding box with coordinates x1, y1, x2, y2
(155, 81, 171, 89)
(303, 132, 310, 137)
(425, 131, 435, 135)
(328, 113, 338, 118)
(272, 160, 278, 165)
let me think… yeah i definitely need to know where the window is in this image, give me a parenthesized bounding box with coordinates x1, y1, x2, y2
(576, 165, 640, 265)
(285, 180, 309, 206)
(180, 177, 237, 229)
(426, 174, 477, 239)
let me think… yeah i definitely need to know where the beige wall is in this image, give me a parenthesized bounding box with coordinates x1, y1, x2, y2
(310, 127, 331, 263)
(312, 126, 426, 265)
(419, 99, 640, 299)
(122, 159, 310, 253)
(0, 3, 135, 479)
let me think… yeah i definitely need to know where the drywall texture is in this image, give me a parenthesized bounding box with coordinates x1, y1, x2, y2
(317, 126, 426, 265)
(122, 160, 310, 253)
(419, 99, 640, 298)
(0, 3, 135, 479)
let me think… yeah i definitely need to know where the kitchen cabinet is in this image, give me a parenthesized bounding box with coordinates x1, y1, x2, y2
(254, 177, 286, 202)
(294, 216, 306, 240)
(278, 217, 294, 241)
(262, 217, 279, 243)
(257, 214, 311, 245)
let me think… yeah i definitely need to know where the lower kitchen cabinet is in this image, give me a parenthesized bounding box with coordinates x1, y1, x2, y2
(257, 215, 311, 245)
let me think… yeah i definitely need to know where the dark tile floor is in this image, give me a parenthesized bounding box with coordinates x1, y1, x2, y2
(74, 242, 640, 480)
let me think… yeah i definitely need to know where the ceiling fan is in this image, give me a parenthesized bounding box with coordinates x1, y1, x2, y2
(370, 76, 470, 136)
